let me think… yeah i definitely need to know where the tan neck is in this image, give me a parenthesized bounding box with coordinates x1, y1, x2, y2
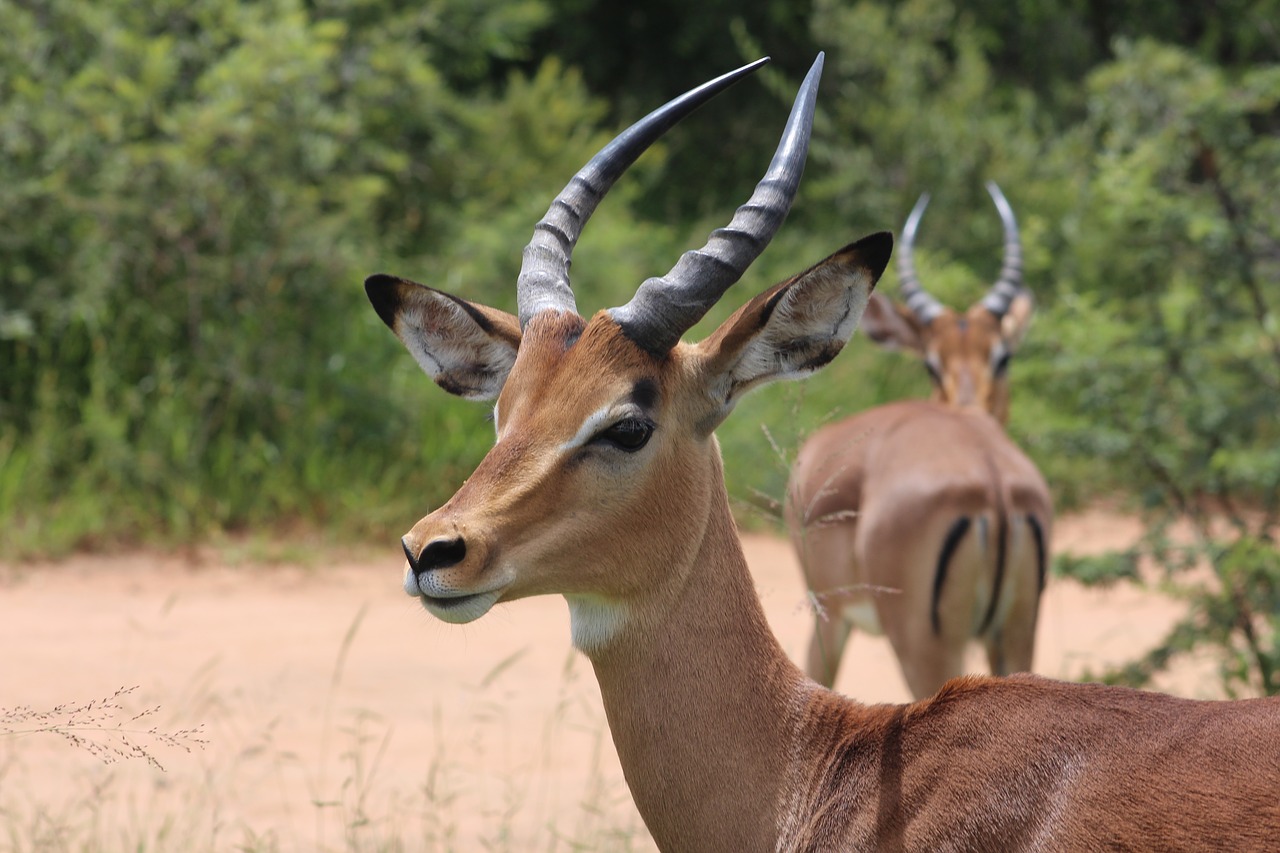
(581, 450, 813, 851)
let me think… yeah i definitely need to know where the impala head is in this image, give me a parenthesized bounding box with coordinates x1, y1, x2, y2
(860, 182, 1033, 423)
(365, 55, 891, 650)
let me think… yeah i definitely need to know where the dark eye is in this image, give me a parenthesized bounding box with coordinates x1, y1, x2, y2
(993, 351, 1012, 376)
(593, 418, 654, 452)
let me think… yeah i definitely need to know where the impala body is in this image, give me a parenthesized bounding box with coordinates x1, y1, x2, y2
(367, 56, 1280, 852)
(787, 186, 1053, 699)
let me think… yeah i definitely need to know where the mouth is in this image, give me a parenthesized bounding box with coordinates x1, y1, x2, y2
(423, 591, 477, 608)
(403, 563, 507, 624)
(415, 588, 503, 624)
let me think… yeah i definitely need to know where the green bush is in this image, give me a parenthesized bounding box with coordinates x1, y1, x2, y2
(1044, 42, 1280, 695)
(0, 0, 598, 551)
(1, 0, 1277, 693)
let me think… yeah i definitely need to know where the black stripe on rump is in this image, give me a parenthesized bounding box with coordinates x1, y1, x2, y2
(1028, 514, 1047, 594)
(932, 517, 972, 636)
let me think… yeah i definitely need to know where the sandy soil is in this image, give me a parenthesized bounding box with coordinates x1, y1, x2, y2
(0, 509, 1224, 851)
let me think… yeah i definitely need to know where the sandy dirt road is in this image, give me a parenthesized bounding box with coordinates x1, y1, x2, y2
(0, 510, 1220, 851)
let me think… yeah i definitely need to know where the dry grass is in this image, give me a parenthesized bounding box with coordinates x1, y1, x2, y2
(0, 611, 654, 853)
(1, 686, 207, 773)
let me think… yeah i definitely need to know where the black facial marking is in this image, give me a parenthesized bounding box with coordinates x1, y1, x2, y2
(629, 378, 659, 412)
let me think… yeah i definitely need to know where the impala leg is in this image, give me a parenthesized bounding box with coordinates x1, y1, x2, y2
(983, 507, 1044, 676)
(985, 589, 1040, 677)
(984, 609, 1036, 676)
(864, 582, 966, 700)
(984, 581, 1039, 676)
(864, 517, 971, 700)
(796, 523, 860, 689)
(806, 609, 854, 689)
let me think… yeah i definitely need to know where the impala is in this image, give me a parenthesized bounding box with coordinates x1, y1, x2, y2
(786, 186, 1053, 699)
(367, 55, 1280, 852)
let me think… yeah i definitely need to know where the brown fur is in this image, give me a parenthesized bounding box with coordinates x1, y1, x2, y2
(783, 675, 1280, 852)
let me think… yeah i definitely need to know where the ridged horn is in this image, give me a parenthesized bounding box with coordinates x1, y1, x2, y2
(980, 181, 1025, 317)
(609, 53, 826, 354)
(896, 192, 946, 324)
(515, 57, 770, 329)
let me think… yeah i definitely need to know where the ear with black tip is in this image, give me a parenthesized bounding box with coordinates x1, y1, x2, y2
(691, 231, 893, 432)
(365, 274, 522, 401)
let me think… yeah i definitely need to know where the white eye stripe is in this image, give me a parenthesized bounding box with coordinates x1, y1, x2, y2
(558, 405, 618, 453)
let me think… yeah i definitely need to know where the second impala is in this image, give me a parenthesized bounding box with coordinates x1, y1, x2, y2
(787, 184, 1052, 699)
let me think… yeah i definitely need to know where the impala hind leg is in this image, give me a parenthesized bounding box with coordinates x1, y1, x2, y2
(983, 581, 1040, 677)
(885, 626, 968, 700)
(983, 632, 1018, 676)
(864, 520, 973, 700)
(984, 608, 1037, 676)
(984, 519, 1045, 677)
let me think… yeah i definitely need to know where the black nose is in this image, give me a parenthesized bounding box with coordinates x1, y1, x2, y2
(402, 536, 467, 578)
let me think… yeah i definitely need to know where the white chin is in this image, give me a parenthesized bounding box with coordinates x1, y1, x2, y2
(420, 590, 501, 624)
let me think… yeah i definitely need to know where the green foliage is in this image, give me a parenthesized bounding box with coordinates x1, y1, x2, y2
(0, 0, 601, 552)
(1, 0, 1278, 694)
(1092, 533, 1280, 698)
(1053, 550, 1141, 588)
(1033, 41, 1280, 695)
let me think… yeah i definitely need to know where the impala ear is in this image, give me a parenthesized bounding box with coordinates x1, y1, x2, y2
(999, 291, 1035, 352)
(365, 274, 522, 401)
(692, 232, 892, 433)
(860, 292, 927, 354)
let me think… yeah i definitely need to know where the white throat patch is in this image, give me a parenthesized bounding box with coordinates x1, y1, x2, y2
(565, 594, 630, 654)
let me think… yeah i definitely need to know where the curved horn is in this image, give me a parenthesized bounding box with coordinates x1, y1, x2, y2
(896, 192, 946, 324)
(980, 181, 1025, 317)
(516, 58, 770, 329)
(609, 53, 825, 354)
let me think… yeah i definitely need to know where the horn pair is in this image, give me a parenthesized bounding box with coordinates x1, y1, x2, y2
(896, 181, 1026, 323)
(517, 54, 825, 353)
